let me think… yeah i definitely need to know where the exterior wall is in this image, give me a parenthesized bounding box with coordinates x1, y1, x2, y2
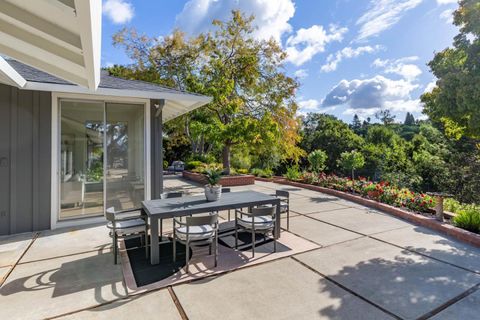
(0, 83, 51, 235)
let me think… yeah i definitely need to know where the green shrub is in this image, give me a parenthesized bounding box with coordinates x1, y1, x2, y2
(308, 149, 328, 173)
(453, 208, 480, 233)
(231, 152, 252, 170)
(250, 168, 273, 178)
(284, 165, 301, 180)
(237, 168, 249, 174)
(185, 160, 204, 170)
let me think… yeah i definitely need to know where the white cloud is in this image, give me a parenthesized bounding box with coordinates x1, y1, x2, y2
(436, 0, 457, 4)
(356, 0, 423, 41)
(294, 69, 308, 79)
(298, 99, 336, 116)
(440, 9, 454, 24)
(175, 0, 295, 42)
(372, 56, 422, 81)
(322, 75, 420, 113)
(298, 99, 320, 110)
(321, 45, 382, 72)
(103, 0, 134, 24)
(424, 81, 437, 93)
(285, 25, 348, 66)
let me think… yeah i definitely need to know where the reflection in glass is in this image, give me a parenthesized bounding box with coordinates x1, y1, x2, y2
(105, 103, 145, 211)
(60, 101, 104, 219)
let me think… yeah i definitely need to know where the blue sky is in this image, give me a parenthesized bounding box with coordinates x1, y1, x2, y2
(101, 0, 459, 124)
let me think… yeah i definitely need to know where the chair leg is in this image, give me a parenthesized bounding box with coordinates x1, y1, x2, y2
(113, 233, 118, 264)
(185, 241, 190, 273)
(209, 243, 212, 255)
(214, 233, 218, 268)
(228, 209, 230, 221)
(287, 207, 290, 231)
(273, 236, 277, 253)
(173, 238, 176, 262)
(235, 220, 238, 249)
(252, 231, 255, 258)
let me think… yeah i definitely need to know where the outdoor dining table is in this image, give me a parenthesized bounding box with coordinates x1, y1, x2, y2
(142, 190, 282, 265)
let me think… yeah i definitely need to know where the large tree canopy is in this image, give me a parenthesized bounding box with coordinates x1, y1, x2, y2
(421, 0, 480, 139)
(110, 11, 303, 174)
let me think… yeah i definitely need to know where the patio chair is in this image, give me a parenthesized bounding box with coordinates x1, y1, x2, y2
(234, 206, 277, 258)
(159, 192, 183, 237)
(260, 190, 290, 230)
(173, 213, 219, 272)
(105, 207, 148, 264)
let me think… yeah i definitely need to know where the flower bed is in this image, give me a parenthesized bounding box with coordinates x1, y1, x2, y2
(256, 173, 480, 248)
(183, 170, 255, 186)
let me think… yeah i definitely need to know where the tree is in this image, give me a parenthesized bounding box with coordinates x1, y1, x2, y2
(337, 150, 365, 181)
(351, 114, 362, 134)
(301, 114, 363, 169)
(404, 112, 415, 126)
(421, 0, 480, 139)
(375, 109, 396, 125)
(307, 149, 328, 173)
(111, 11, 303, 174)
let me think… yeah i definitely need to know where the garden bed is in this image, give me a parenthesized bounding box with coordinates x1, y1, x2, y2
(183, 170, 255, 187)
(259, 178, 480, 248)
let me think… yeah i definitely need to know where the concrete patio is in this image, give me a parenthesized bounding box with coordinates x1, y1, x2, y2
(1, 176, 479, 320)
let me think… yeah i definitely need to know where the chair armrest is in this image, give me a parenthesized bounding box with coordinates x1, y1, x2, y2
(173, 217, 188, 226)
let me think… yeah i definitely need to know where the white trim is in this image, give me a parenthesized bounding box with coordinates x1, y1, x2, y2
(145, 100, 152, 201)
(26, 81, 211, 103)
(0, 57, 26, 87)
(50, 92, 152, 229)
(74, 0, 101, 90)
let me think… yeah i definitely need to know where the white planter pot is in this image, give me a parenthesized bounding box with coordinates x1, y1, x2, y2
(205, 185, 222, 201)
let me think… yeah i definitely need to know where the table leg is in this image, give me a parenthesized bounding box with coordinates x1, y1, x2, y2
(150, 217, 160, 265)
(275, 201, 281, 239)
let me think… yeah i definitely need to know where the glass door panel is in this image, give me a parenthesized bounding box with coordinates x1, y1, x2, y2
(59, 100, 104, 219)
(105, 103, 145, 211)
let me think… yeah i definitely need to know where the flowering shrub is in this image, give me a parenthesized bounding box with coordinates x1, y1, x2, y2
(288, 172, 436, 213)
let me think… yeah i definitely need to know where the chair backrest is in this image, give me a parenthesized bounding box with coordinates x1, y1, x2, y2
(276, 190, 289, 198)
(222, 187, 231, 193)
(186, 213, 218, 227)
(105, 207, 116, 222)
(162, 192, 183, 199)
(251, 206, 276, 217)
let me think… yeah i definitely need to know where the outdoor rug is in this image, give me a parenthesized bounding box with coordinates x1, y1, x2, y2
(124, 237, 192, 287)
(120, 225, 320, 293)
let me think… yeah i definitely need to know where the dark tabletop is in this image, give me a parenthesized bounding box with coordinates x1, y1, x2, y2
(142, 190, 280, 218)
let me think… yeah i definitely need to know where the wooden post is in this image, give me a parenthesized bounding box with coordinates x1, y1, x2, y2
(435, 196, 444, 222)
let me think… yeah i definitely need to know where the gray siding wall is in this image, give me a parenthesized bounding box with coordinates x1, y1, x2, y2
(0, 83, 51, 235)
(150, 99, 163, 199)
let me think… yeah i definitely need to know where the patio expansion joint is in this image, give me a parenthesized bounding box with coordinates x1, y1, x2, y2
(168, 286, 189, 320)
(368, 234, 480, 276)
(0, 232, 39, 287)
(298, 213, 480, 277)
(417, 282, 480, 320)
(289, 256, 404, 320)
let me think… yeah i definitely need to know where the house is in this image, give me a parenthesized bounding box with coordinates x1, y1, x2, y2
(0, 0, 210, 235)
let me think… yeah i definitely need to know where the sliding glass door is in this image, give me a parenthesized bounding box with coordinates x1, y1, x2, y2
(105, 103, 145, 211)
(59, 100, 145, 220)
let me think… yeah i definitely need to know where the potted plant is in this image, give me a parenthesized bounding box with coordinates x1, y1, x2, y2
(204, 168, 222, 201)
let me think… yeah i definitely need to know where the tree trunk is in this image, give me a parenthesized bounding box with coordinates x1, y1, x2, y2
(222, 144, 231, 175)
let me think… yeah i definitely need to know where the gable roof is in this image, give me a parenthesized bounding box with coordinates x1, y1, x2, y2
(3, 59, 211, 122)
